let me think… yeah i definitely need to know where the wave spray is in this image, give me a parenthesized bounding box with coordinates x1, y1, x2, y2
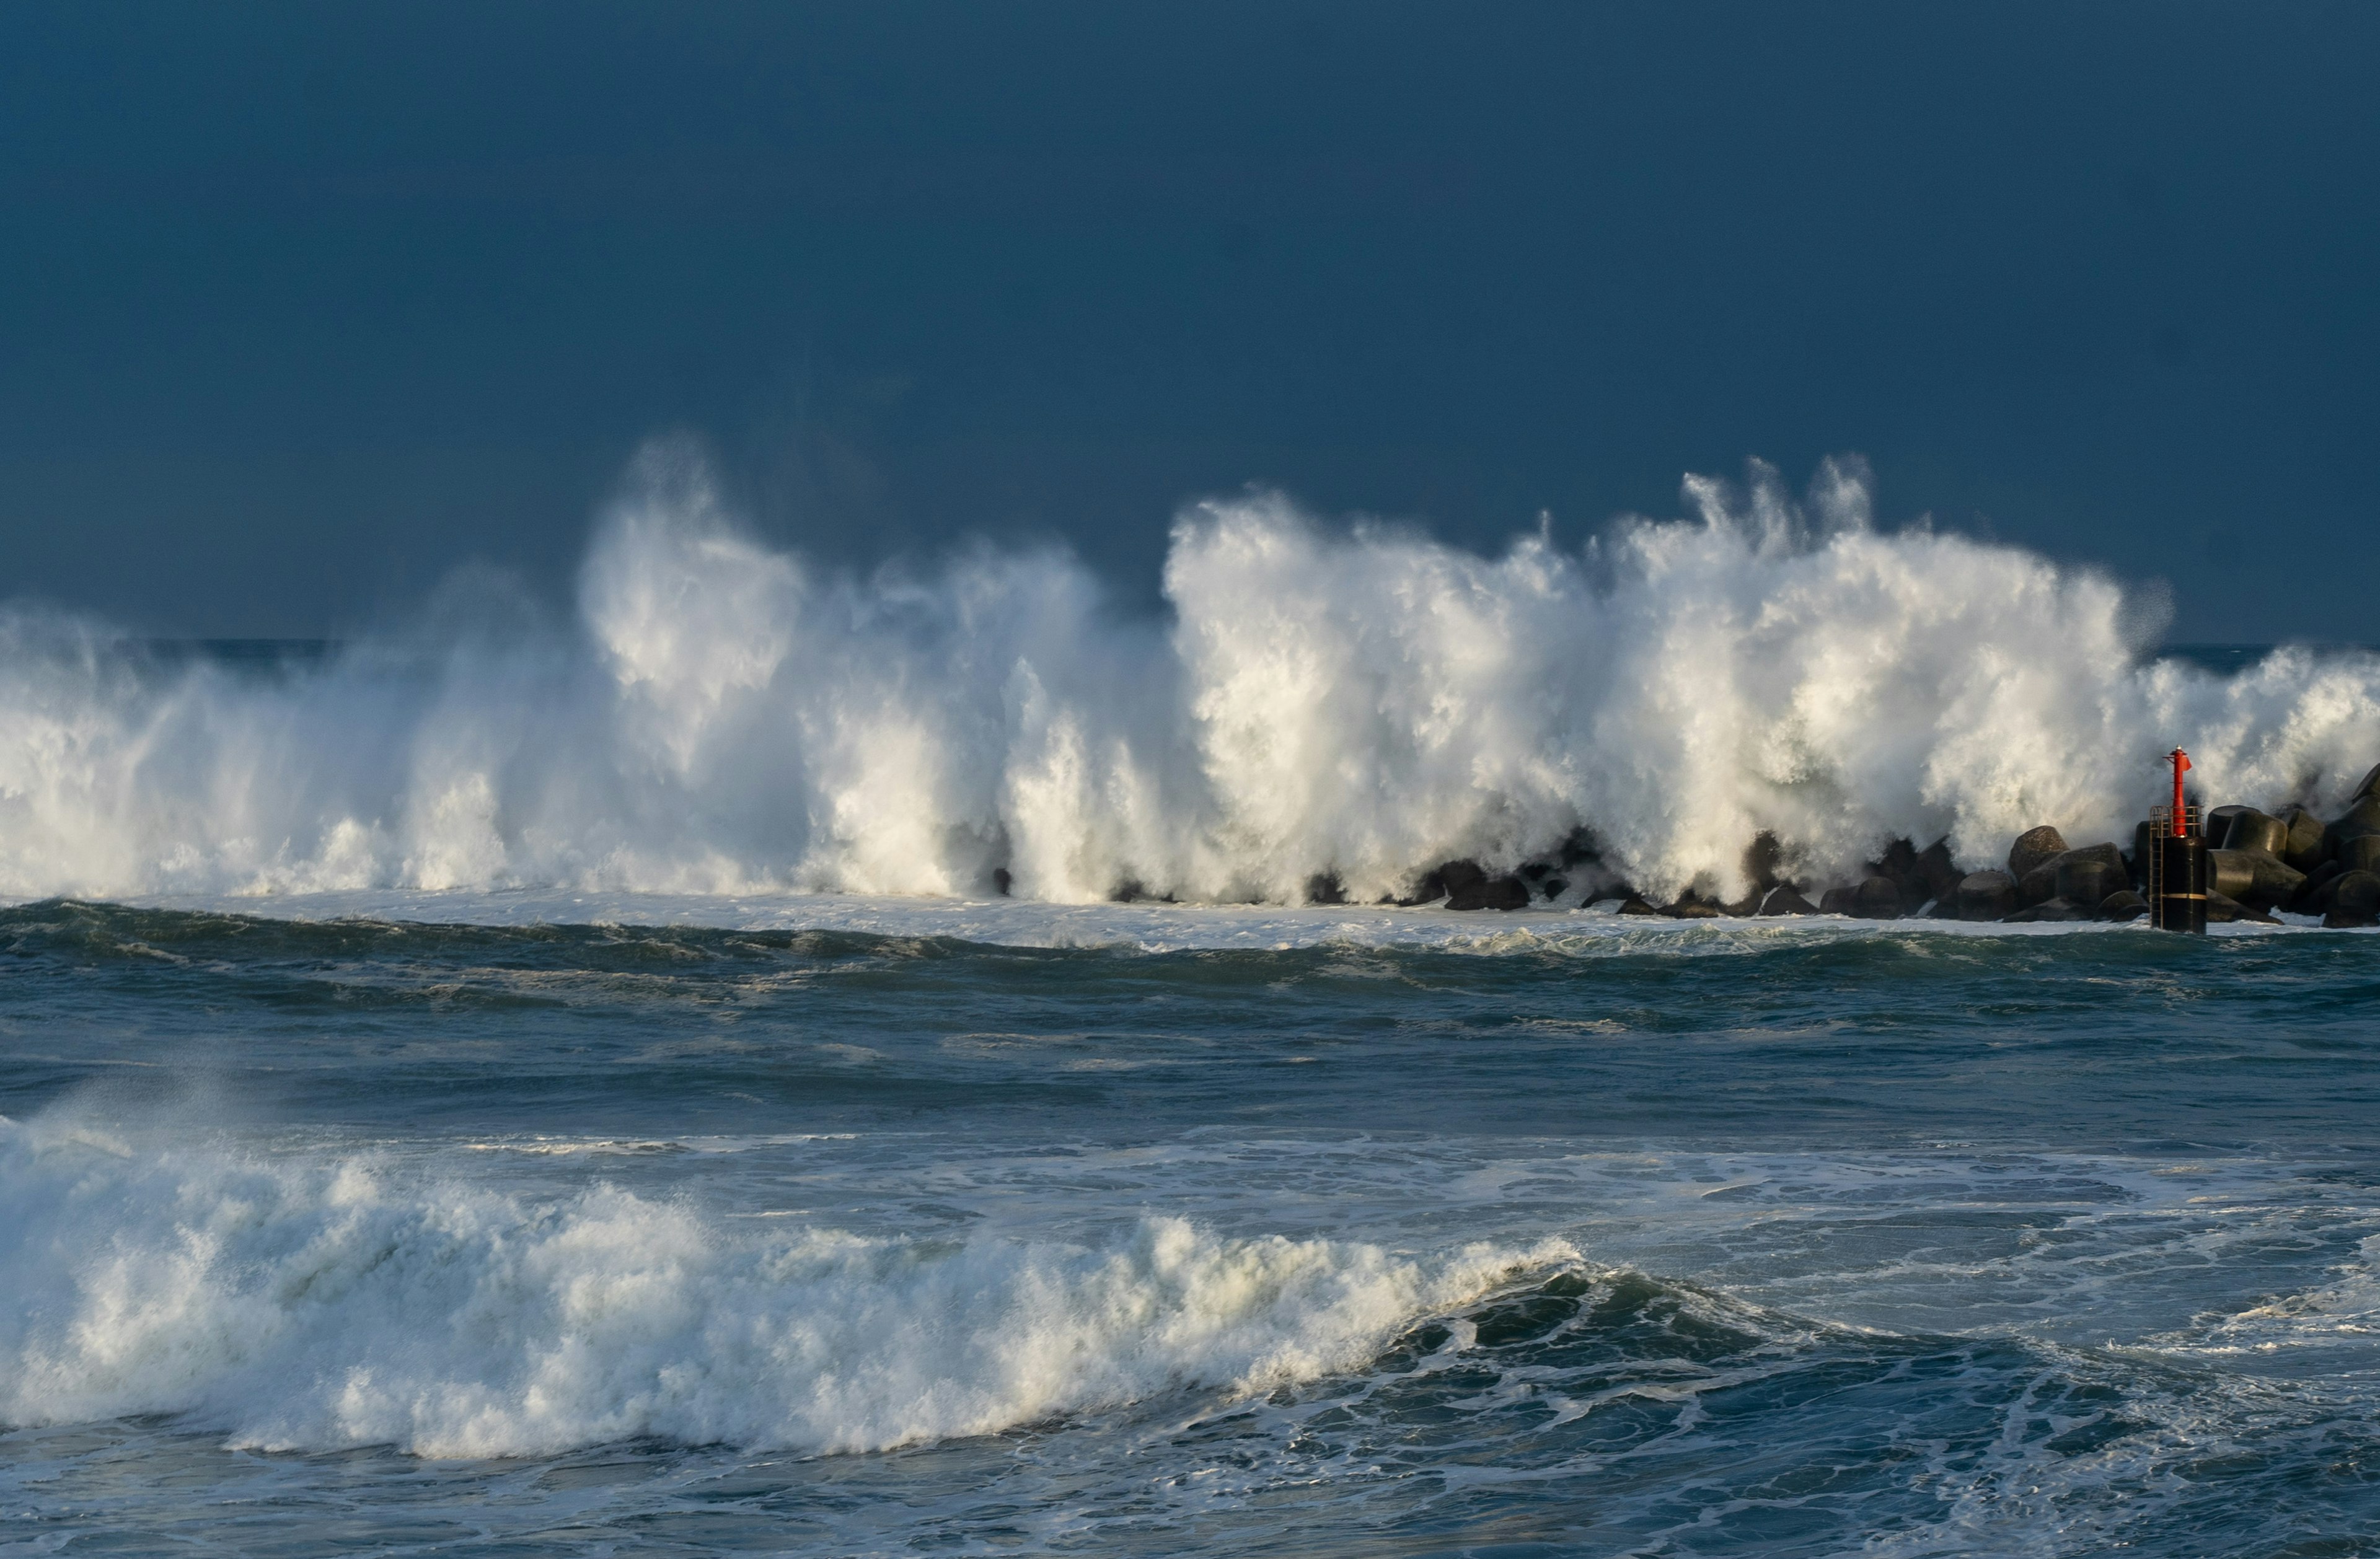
(2, 449, 2374, 905)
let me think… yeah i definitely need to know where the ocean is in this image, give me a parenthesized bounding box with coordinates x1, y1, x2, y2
(4, 469, 2378, 1555)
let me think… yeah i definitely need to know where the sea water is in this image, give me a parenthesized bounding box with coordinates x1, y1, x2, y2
(2, 898, 2376, 1556)
(3, 459, 2378, 1555)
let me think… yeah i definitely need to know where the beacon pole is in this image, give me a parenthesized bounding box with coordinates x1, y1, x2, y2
(2152, 747, 2207, 933)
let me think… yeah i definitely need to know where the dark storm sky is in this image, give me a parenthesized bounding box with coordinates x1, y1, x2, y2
(1, 2, 2374, 639)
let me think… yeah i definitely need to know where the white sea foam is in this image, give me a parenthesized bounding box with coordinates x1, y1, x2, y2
(0, 1115, 1563, 1456)
(2, 447, 2374, 905)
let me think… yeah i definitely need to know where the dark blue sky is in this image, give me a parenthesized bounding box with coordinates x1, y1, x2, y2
(2, 2, 2374, 638)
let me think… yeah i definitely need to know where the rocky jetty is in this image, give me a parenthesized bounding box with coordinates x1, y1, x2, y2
(1392, 761, 2380, 928)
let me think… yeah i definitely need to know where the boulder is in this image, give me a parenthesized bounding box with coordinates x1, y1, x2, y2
(1915, 839, 1960, 903)
(2328, 794, 2380, 851)
(1449, 872, 1531, 911)
(2208, 848, 2254, 902)
(2281, 807, 2330, 872)
(2205, 891, 2278, 926)
(1661, 898, 1726, 919)
(2329, 869, 2380, 924)
(2099, 889, 2148, 922)
(2205, 805, 2252, 848)
(1853, 876, 1904, 919)
(2054, 843, 2128, 907)
(1955, 869, 2017, 921)
(1304, 871, 1347, 906)
(2017, 861, 2063, 908)
(1539, 876, 1569, 901)
(2355, 762, 2380, 802)
(1742, 832, 1785, 895)
(2006, 896, 2090, 922)
(1818, 885, 1858, 916)
(1435, 860, 1486, 900)
(2208, 848, 2306, 908)
(2220, 808, 2290, 856)
(1865, 837, 1956, 913)
(1616, 896, 1663, 916)
(1757, 884, 1818, 916)
(2301, 861, 2350, 913)
(2341, 835, 2380, 876)
(2008, 825, 2069, 882)
(1556, 827, 1603, 867)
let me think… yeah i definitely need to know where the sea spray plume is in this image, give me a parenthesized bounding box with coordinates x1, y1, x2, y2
(0, 447, 2375, 903)
(1161, 459, 2229, 901)
(0, 1117, 1567, 1456)
(575, 445, 1187, 897)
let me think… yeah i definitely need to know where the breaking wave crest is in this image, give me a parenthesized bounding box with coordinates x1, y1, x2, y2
(2, 447, 2375, 905)
(0, 1115, 1562, 1456)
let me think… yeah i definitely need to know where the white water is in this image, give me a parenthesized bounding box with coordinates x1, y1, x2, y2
(3, 447, 2375, 905)
(0, 1115, 1563, 1457)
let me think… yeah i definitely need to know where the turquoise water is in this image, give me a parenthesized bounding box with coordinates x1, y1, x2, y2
(4, 900, 2377, 1556)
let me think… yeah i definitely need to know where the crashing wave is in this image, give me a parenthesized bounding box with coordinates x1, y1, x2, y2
(0, 446, 2374, 905)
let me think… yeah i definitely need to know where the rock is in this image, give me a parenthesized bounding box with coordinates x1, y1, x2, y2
(1448, 873, 1531, 911)
(2006, 896, 2089, 922)
(992, 866, 1013, 897)
(2219, 808, 2290, 856)
(2205, 805, 2252, 848)
(1955, 869, 2017, 921)
(2205, 891, 2278, 926)
(2301, 861, 2350, 913)
(1853, 876, 1903, 919)
(2208, 848, 2306, 908)
(2340, 836, 2380, 876)
(2324, 906, 2377, 929)
(2281, 807, 2330, 872)
(2016, 861, 2061, 908)
(1758, 884, 1818, 916)
(1661, 899, 1726, 919)
(1742, 832, 1784, 894)
(2328, 794, 2380, 851)
(2054, 844, 2127, 907)
(2098, 889, 2148, 922)
(2331, 869, 2380, 920)
(1817, 877, 1903, 918)
(1437, 860, 1486, 898)
(2008, 825, 2069, 883)
(1616, 896, 1662, 916)
(1915, 839, 1960, 903)
(1555, 828, 1602, 867)
(1304, 872, 1347, 906)
(1540, 876, 1569, 901)
(2355, 762, 2380, 802)
(2207, 848, 2254, 902)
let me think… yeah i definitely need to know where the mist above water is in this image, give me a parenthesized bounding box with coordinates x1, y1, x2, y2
(2, 448, 2374, 907)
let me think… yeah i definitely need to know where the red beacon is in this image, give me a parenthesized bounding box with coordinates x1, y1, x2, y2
(2149, 747, 2208, 932)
